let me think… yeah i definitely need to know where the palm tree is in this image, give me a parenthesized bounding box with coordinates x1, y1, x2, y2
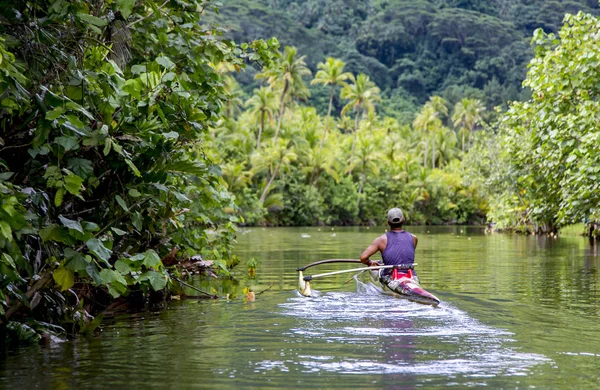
(413, 104, 440, 169)
(310, 58, 351, 151)
(348, 130, 382, 209)
(381, 117, 410, 164)
(213, 117, 255, 158)
(251, 139, 298, 204)
(428, 96, 449, 119)
(432, 126, 458, 168)
(222, 75, 244, 119)
(245, 87, 277, 148)
(336, 114, 354, 135)
(302, 145, 339, 185)
(297, 106, 321, 149)
(341, 73, 381, 160)
(414, 96, 448, 169)
(451, 98, 486, 153)
(394, 152, 421, 183)
(222, 161, 253, 193)
(256, 46, 311, 143)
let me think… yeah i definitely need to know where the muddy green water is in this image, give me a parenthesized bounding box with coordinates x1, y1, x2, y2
(1, 226, 600, 388)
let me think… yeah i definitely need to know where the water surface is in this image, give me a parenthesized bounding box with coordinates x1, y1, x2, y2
(1, 226, 599, 388)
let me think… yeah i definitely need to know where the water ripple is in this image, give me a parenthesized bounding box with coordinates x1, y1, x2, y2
(276, 281, 550, 377)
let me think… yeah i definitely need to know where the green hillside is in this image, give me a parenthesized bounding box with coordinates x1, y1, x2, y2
(210, 0, 599, 117)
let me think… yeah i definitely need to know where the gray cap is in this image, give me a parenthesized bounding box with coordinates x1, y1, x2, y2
(387, 208, 404, 223)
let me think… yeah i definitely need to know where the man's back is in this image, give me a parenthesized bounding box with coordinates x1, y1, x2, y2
(382, 230, 415, 267)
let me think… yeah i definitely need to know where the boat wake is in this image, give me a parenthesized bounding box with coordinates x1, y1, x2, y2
(278, 281, 549, 378)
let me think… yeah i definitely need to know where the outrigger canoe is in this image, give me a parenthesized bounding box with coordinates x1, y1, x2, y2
(297, 259, 440, 306)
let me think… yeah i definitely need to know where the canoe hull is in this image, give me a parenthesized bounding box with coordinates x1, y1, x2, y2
(371, 270, 440, 306)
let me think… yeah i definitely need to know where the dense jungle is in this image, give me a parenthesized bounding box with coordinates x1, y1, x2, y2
(0, 0, 599, 345)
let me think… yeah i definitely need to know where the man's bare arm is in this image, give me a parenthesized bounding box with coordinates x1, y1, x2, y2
(360, 236, 384, 266)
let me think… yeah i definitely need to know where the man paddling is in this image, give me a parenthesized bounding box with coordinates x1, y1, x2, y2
(360, 207, 418, 285)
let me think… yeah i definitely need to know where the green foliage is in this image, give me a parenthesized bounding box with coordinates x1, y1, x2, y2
(211, 51, 488, 227)
(210, 0, 599, 114)
(0, 0, 276, 342)
(560, 223, 587, 237)
(492, 11, 600, 232)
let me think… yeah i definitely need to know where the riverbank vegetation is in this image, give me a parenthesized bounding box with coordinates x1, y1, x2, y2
(492, 12, 600, 236)
(0, 0, 276, 345)
(210, 51, 489, 226)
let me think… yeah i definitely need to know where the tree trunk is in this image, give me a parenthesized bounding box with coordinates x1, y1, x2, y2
(423, 137, 428, 167)
(431, 136, 436, 169)
(257, 110, 265, 148)
(274, 80, 289, 143)
(349, 108, 360, 174)
(309, 167, 318, 186)
(319, 85, 335, 152)
(467, 125, 473, 150)
(357, 171, 365, 209)
(259, 161, 282, 204)
(461, 127, 465, 153)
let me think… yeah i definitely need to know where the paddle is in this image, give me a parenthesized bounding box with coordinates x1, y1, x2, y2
(296, 259, 363, 272)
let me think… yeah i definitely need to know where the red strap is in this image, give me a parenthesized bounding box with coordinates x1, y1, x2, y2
(392, 267, 412, 280)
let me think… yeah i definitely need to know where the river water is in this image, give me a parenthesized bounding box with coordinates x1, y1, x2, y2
(1, 226, 599, 388)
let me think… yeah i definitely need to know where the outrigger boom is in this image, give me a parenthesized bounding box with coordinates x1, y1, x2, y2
(303, 264, 416, 281)
(296, 259, 415, 297)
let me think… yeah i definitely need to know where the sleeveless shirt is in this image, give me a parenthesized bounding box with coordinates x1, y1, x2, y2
(381, 230, 415, 271)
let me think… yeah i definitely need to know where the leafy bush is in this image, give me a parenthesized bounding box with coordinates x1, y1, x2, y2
(0, 0, 277, 342)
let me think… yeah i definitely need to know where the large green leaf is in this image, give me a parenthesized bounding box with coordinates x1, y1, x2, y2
(76, 13, 108, 27)
(85, 263, 104, 285)
(64, 249, 90, 271)
(53, 267, 75, 291)
(114, 259, 132, 274)
(128, 188, 141, 198)
(55, 135, 79, 151)
(142, 271, 168, 291)
(86, 238, 112, 267)
(156, 56, 175, 70)
(111, 227, 128, 236)
(45, 107, 65, 120)
(99, 269, 127, 286)
(0, 220, 11, 239)
(58, 215, 83, 233)
(115, 195, 128, 211)
(67, 158, 94, 179)
(132, 211, 143, 231)
(54, 187, 65, 207)
(64, 174, 84, 195)
(39, 225, 72, 244)
(142, 250, 162, 269)
(1, 253, 16, 269)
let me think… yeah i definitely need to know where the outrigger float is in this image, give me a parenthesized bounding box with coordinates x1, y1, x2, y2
(297, 259, 440, 306)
